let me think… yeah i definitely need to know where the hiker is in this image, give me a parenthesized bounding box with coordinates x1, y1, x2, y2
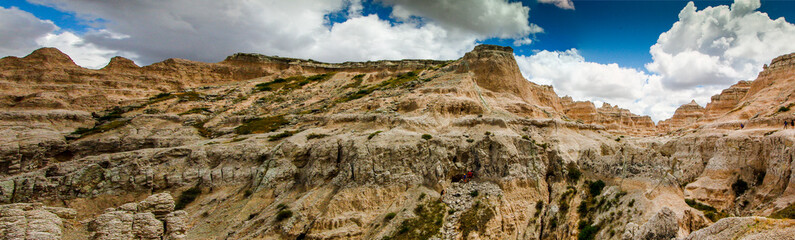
(467, 171, 473, 181)
(740, 123, 744, 129)
(462, 174, 467, 183)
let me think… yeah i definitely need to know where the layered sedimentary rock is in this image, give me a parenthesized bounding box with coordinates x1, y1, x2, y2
(1, 46, 795, 239)
(0, 203, 76, 239)
(89, 193, 187, 240)
(561, 97, 655, 135)
(657, 100, 705, 131)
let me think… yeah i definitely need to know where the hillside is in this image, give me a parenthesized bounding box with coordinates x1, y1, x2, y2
(0, 45, 794, 239)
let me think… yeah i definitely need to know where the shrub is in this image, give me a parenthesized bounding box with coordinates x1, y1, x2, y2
(566, 162, 581, 182)
(268, 131, 294, 141)
(419, 193, 426, 200)
(484, 131, 491, 136)
(275, 210, 293, 222)
(778, 106, 790, 113)
(235, 115, 288, 135)
(276, 203, 288, 210)
(175, 185, 202, 210)
(307, 133, 328, 140)
(628, 199, 635, 207)
(459, 201, 494, 239)
(244, 189, 253, 197)
(422, 134, 433, 140)
(578, 224, 600, 240)
(469, 190, 479, 197)
(732, 179, 748, 196)
(466, 139, 474, 143)
(589, 180, 606, 197)
(344, 74, 365, 88)
(384, 212, 397, 221)
(368, 131, 382, 140)
(522, 135, 530, 140)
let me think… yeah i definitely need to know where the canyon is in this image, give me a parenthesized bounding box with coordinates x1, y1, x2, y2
(1, 45, 794, 239)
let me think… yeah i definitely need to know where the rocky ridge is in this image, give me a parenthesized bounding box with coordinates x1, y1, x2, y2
(0, 46, 794, 239)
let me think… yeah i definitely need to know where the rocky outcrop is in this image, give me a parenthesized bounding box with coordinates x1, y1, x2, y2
(89, 193, 187, 240)
(0, 203, 76, 239)
(622, 207, 678, 240)
(703, 81, 751, 120)
(658, 100, 705, 131)
(561, 97, 656, 135)
(683, 217, 795, 239)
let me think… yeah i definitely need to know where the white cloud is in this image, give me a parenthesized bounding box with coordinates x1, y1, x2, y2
(516, 49, 718, 122)
(27, 0, 539, 66)
(646, 0, 795, 90)
(0, 6, 57, 57)
(0, 6, 129, 69)
(537, 0, 575, 10)
(381, 0, 542, 38)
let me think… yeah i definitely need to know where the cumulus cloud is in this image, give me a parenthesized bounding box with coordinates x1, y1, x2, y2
(646, 0, 795, 90)
(0, 6, 57, 57)
(27, 0, 538, 66)
(0, 6, 128, 68)
(515, 49, 718, 121)
(381, 0, 542, 38)
(537, 0, 575, 10)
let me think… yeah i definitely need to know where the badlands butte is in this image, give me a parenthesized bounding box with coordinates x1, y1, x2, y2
(0, 44, 794, 240)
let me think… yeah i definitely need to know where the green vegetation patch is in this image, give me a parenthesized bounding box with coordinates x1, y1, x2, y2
(268, 130, 295, 141)
(254, 73, 336, 92)
(235, 115, 288, 135)
(566, 162, 581, 182)
(588, 180, 606, 197)
(175, 185, 202, 210)
(422, 134, 433, 140)
(307, 133, 329, 140)
(368, 131, 382, 140)
(337, 71, 420, 103)
(770, 203, 795, 219)
(389, 201, 446, 240)
(384, 212, 397, 221)
(459, 201, 495, 239)
(69, 119, 131, 140)
(344, 74, 366, 88)
(685, 199, 728, 222)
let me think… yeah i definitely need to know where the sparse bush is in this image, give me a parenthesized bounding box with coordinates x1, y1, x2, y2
(578, 224, 600, 240)
(422, 134, 432, 140)
(244, 189, 253, 197)
(466, 139, 474, 143)
(268, 131, 294, 141)
(235, 115, 288, 135)
(589, 180, 606, 197)
(368, 131, 382, 140)
(175, 185, 202, 210)
(566, 162, 581, 182)
(469, 190, 479, 197)
(384, 212, 397, 221)
(275, 210, 293, 222)
(778, 106, 790, 113)
(484, 131, 491, 136)
(522, 135, 530, 140)
(419, 193, 426, 200)
(276, 203, 288, 210)
(307, 133, 328, 140)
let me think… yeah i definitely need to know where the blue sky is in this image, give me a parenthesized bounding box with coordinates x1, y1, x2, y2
(1, 0, 794, 121)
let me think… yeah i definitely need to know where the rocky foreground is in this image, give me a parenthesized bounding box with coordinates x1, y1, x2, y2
(0, 45, 794, 239)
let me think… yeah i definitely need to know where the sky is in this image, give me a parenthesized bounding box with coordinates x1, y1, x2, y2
(1, 0, 795, 122)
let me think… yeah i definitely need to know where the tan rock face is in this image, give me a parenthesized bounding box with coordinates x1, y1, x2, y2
(657, 100, 705, 131)
(2, 46, 795, 240)
(561, 97, 656, 135)
(0, 203, 76, 240)
(89, 193, 187, 240)
(683, 217, 795, 240)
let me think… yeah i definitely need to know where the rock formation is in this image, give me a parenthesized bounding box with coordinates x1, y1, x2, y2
(0, 203, 76, 239)
(0, 46, 794, 239)
(89, 193, 187, 240)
